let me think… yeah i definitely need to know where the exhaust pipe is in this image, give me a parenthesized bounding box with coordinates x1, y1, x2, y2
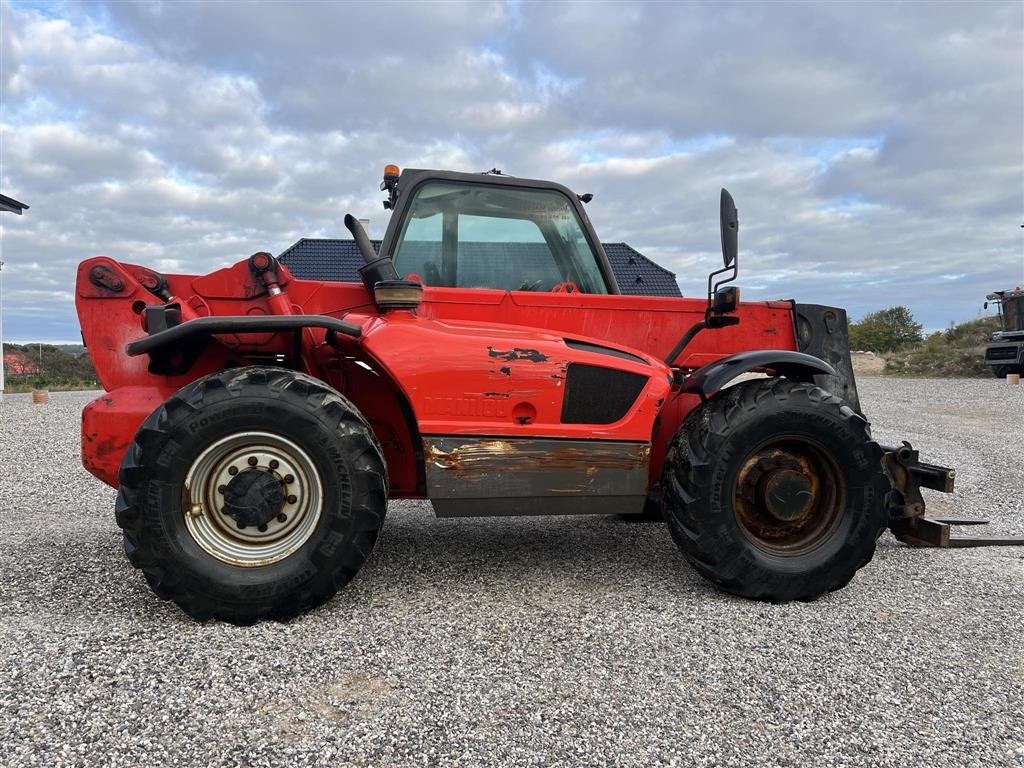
(344, 214, 400, 295)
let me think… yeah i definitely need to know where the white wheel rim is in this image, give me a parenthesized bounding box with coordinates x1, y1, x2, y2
(183, 431, 323, 567)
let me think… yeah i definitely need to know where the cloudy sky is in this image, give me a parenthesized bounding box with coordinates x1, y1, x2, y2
(1, 0, 1021, 342)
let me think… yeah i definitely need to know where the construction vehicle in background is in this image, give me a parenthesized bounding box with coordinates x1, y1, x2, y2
(983, 287, 1024, 377)
(75, 166, 1023, 624)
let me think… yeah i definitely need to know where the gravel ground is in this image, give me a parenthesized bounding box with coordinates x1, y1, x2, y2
(1, 379, 1022, 767)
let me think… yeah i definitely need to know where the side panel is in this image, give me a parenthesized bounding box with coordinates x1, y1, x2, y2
(357, 312, 668, 514)
(356, 313, 671, 442)
(413, 289, 800, 370)
(424, 437, 649, 517)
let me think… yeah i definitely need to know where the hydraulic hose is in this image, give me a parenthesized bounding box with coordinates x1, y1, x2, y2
(665, 321, 707, 366)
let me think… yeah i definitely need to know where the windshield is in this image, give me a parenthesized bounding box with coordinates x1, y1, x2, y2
(1002, 296, 1024, 332)
(391, 181, 609, 293)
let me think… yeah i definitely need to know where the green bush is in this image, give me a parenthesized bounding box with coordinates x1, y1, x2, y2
(849, 306, 923, 353)
(883, 317, 999, 378)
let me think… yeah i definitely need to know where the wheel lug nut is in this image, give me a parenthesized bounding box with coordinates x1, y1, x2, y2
(217, 485, 227, 494)
(228, 466, 239, 476)
(287, 494, 298, 504)
(269, 459, 279, 470)
(237, 522, 246, 529)
(247, 456, 259, 467)
(258, 524, 268, 532)
(284, 474, 295, 484)
(277, 513, 287, 523)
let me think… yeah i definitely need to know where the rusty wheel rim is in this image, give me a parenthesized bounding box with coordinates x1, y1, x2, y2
(733, 436, 844, 555)
(183, 431, 323, 567)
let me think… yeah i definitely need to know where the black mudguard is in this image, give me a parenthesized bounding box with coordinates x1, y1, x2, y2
(679, 349, 835, 399)
(792, 303, 862, 413)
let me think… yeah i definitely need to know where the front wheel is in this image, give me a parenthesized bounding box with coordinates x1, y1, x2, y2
(662, 378, 889, 602)
(116, 367, 388, 624)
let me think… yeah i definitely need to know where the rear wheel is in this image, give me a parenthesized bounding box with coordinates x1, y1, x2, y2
(116, 367, 387, 624)
(662, 378, 889, 601)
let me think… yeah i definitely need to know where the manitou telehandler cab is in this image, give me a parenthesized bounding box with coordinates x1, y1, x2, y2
(75, 166, 1021, 624)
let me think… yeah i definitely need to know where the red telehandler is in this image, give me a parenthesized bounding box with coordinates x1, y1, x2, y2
(76, 166, 1021, 624)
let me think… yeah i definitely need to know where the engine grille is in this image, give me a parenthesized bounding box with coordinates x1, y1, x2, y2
(560, 364, 648, 424)
(986, 345, 1020, 362)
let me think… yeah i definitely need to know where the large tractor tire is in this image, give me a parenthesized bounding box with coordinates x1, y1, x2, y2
(991, 366, 1024, 378)
(116, 367, 387, 624)
(662, 378, 889, 602)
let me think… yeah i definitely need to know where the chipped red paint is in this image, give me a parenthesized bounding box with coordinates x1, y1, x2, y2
(486, 346, 550, 363)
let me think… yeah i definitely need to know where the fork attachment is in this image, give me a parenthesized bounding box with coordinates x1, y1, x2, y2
(883, 442, 1024, 548)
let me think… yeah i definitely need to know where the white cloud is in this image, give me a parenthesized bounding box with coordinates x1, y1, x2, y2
(0, 0, 1021, 342)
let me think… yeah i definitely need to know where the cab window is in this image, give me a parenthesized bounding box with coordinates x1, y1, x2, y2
(391, 181, 609, 293)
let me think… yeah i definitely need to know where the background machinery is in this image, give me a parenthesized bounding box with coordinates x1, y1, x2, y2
(983, 287, 1024, 377)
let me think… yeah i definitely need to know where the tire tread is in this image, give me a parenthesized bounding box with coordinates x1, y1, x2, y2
(115, 366, 387, 624)
(662, 378, 888, 602)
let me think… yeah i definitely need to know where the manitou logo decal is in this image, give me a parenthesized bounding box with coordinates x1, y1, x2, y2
(423, 396, 509, 418)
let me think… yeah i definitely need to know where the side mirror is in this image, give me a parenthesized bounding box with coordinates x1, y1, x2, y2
(720, 188, 738, 268)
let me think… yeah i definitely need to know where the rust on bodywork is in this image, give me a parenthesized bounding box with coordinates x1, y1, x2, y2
(423, 438, 649, 473)
(423, 436, 651, 517)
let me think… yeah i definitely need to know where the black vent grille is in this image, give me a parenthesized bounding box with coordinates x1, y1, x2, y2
(986, 345, 1019, 361)
(561, 364, 648, 424)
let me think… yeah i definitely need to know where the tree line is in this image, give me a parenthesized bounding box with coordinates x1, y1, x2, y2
(2, 344, 99, 391)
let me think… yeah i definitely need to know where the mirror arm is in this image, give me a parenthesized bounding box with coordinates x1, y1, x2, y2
(666, 187, 742, 367)
(705, 257, 738, 321)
